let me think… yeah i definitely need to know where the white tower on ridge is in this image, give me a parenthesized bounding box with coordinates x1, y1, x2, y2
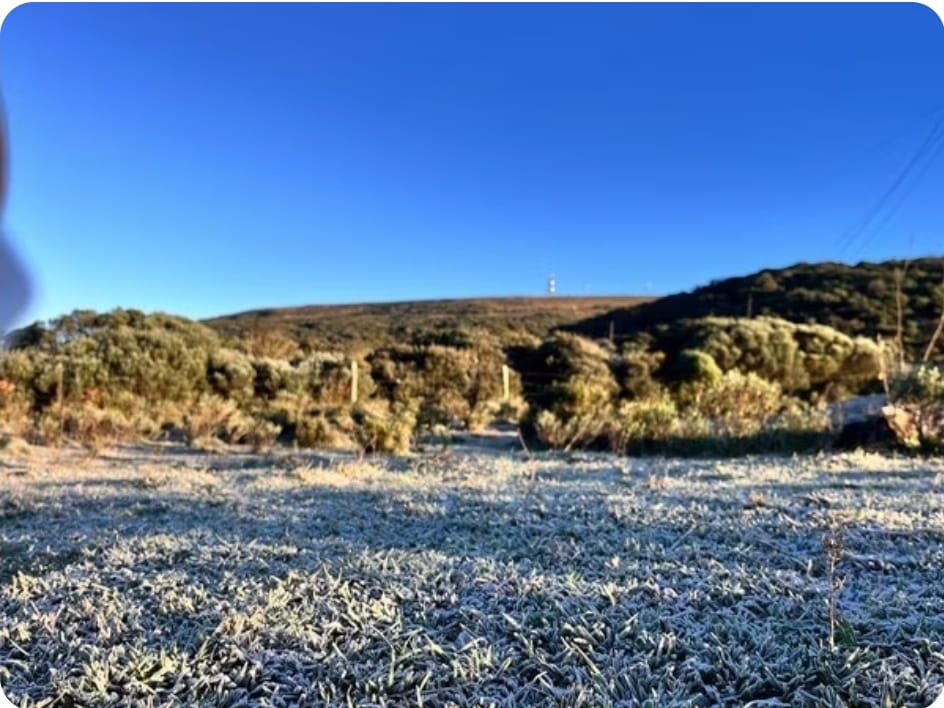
(547, 273, 556, 296)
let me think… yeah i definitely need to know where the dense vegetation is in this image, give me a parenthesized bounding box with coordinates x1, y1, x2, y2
(2, 258, 943, 456)
(567, 257, 944, 361)
(204, 296, 652, 352)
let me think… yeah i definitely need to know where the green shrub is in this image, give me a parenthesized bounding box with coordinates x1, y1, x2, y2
(294, 407, 356, 450)
(183, 395, 252, 445)
(352, 401, 417, 454)
(692, 370, 783, 437)
(369, 341, 513, 430)
(607, 396, 680, 453)
(672, 349, 723, 386)
(655, 317, 883, 398)
(887, 364, 944, 450)
(244, 419, 282, 452)
(533, 409, 607, 451)
(526, 333, 619, 418)
(207, 348, 255, 402)
(891, 364, 944, 406)
(296, 353, 375, 406)
(252, 358, 302, 400)
(63, 404, 133, 451)
(613, 346, 665, 400)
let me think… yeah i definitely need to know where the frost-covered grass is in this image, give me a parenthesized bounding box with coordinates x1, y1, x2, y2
(1, 441, 943, 706)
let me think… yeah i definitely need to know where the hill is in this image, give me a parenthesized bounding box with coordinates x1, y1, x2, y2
(203, 296, 655, 351)
(565, 257, 944, 360)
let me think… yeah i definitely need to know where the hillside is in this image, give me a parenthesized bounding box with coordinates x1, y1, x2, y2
(565, 257, 944, 359)
(203, 296, 654, 351)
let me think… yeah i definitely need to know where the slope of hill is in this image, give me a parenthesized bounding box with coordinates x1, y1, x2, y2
(203, 296, 655, 351)
(565, 257, 944, 359)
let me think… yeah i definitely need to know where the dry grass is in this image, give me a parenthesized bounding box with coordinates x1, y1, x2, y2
(0, 441, 943, 706)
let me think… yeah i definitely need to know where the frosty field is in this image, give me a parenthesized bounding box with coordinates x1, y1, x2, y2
(1, 440, 943, 707)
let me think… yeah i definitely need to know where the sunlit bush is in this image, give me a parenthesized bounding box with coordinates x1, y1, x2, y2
(607, 395, 680, 453)
(352, 400, 417, 455)
(692, 370, 783, 437)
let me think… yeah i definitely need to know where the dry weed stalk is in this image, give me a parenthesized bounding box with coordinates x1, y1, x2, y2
(822, 527, 845, 652)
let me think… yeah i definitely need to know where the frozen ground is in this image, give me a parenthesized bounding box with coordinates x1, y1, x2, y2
(0, 439, 943, 706)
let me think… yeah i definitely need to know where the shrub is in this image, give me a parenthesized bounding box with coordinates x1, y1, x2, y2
(0, 376, 33, 436)
(369, 341, 512, 430)
(5, 310, 219, 410)
(63, 404, 132, 452)
(891, 364, 944, 406)
(670, 349, 723, 406)
(692, 370, 784, 437)
(672, 349, 723, 387)
(252, 358, 302, 400)
(294, 407, 356, 450)
(352, 401, 417, 454)
(525, 333, 619, 418)
(207, 348, 255, 402)
(533, 409, 608, 451)
(183, 395, 252, 445)
(886, 364, 944, 450)
(244, 419, 282, 452)
(654, 317, 883, 398)
(607, 396, 680, 453)
(296, 353, 375, 406)
(241, 329, 301, 360)
(613, 346, 665, 400)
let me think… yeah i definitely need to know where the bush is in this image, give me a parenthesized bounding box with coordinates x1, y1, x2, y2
(5, 310, 219, 410)
(241, 329, 301, 360)
(294, 407, 356, 450)
(244, 419, 282, 452)
(352, 401, 417, 454)
(533, 409, 607, 451)
(654, 317, 883, 398)
(671, 349, 723, 387)
(207, 348, 255, 403)
(252, 358, 302, 400)
(296, 353, 375, 407)
(524, 333, 619, 419)
(183, 395, 252, 445)
(613, 346, 665, 400)
(369, 341, 513, 430)
(885, 364, 944, 450)
(891, 364, 944, 406)
(607, 396, 680, 453)
(0, 376, 33, 436)
(64, 404, 132, 451)
(691, 370, 783, 437)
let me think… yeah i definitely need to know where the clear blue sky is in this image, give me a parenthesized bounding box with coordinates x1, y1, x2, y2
(1, 3, 942, 325)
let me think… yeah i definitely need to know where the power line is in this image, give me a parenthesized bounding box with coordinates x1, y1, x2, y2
(851, 128, 944, 259)
(837, 111, 944, 258)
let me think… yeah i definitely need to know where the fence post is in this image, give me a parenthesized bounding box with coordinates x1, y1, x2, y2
(501, 364, 510, 401)
(609, 320, 615, 343)
(56, 360, 64, 445)
(350, 359, 358, 404)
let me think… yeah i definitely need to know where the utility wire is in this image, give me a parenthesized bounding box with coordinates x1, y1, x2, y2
(851, 126, 944, 259)
(837, 111, 944, 258)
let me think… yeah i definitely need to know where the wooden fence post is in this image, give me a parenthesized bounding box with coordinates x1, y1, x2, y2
(501, 364, 510, 401)
(350, 359, 358, 404)
(56, 360, 64, 445)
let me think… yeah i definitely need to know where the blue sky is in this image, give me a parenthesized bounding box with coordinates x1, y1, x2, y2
(1, 3, 942, 325)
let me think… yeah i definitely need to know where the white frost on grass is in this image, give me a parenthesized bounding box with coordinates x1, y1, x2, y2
(0, 443, 942, 706)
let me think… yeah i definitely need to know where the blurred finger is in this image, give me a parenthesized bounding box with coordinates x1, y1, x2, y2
(0, 103, 33, 334)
